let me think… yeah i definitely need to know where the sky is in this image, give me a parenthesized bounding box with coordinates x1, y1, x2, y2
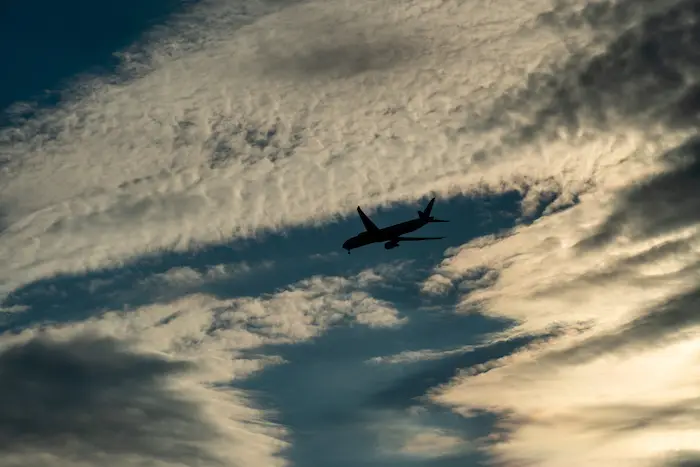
(1, 0, 699, 466)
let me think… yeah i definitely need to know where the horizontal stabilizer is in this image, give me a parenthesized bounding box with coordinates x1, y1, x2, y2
(396, 236, 445, 241)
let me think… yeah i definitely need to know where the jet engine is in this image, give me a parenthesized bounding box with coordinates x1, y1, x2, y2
(384, 240, 399, 250)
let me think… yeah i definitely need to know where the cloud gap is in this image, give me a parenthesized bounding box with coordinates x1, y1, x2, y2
(1, 191, 524, 333)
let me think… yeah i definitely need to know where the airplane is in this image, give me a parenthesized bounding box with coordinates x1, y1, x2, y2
(342, 197, 448, 253)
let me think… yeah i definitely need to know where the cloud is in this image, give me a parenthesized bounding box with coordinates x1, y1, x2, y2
(397, 430, 466, 457)
(0, 265, 405, 466)
(371, 411, 473, 461)
(419, 144, 700, 465)
(477, 0, 700, 146)
(421, 158, 700, 465)
(548, 286, 700, 364)
(431, 335, 700, 467)
(415, 1, 700, 465)
(422, 181, 700, 466)
(666, 453, 700, 467)
(127, 261, 276, 303)
(577, 136, 700, 250)
(0, 333, 221, 467)
(97, 267, 404, 353)
(256, 13, 423, 80)
(0, 0, 617, 296)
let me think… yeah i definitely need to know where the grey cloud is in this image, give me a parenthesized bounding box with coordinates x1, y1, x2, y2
(536, 4, 700, 366)
(474, 0, 700, 146)
(577, 136, 700, 250)
(538, 0, 673, 33)
(548, 285, 700, 364)
(281, 40, 418, 78)
(579, 398, 700, 434)
(254, 14, 423, 81)
(0, 334, 223, 466)
(264, 38, 421, 79)
(665, 452, 700, 467)
(532, 236, 698, 299)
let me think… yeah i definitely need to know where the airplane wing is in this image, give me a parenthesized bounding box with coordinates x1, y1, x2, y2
(357, 206, 379, 232)
(396, 236, 445, 241)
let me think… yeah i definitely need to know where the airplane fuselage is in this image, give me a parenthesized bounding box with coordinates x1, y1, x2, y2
(342, 218, 427, 251)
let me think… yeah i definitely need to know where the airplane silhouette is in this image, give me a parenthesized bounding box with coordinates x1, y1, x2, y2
(342, 197, 448, 253)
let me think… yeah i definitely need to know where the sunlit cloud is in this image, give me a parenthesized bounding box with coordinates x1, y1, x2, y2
(0, 266, 403, 466)
(420, 1, 700, 465)
(372, 408, 474, 460)
(0, 0, 607, 296)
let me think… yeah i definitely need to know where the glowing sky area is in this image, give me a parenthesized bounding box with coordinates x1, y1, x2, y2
(1, 0, 700, 465)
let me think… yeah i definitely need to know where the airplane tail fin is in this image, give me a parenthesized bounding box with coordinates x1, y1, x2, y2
(418, 197, 448, 222)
